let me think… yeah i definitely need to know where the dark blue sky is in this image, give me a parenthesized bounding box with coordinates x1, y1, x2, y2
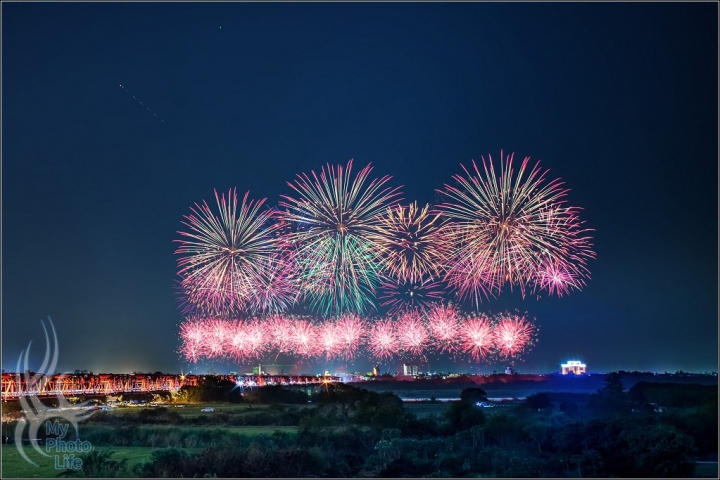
(3, 2, 717, 375)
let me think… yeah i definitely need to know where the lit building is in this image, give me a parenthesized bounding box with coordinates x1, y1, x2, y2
(402, 364, 419, 376)
(372, 365, 380, 376)
(561, 360, 587, 375)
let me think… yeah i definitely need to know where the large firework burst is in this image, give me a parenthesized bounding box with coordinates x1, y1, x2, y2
(175, 189, 279, 316)
(279, 160, 402, 314)
(438, 151, 595, 305)
(376, 202, 448, 283)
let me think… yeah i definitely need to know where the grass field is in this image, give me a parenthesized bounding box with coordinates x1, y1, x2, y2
(0, 445, 185, 478)
(402, 402, 450, 418)
(131, 424, 299, 434)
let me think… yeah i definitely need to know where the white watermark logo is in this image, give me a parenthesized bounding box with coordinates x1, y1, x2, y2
(14, 317, 94, 470)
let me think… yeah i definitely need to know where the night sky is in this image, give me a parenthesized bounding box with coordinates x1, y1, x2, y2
(3, 2, 717, 376)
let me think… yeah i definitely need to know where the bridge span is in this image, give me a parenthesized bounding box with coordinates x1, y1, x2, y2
(1, 372, 340, 400)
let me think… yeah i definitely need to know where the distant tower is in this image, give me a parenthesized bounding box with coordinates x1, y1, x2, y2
(372, 365, 380, 376)
(561, 360, 586, 375)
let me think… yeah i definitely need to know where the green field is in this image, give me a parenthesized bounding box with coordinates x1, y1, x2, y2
(1, 421, 299, 479)
(402, 402, 450, 418)
(1, 445, 176, 478)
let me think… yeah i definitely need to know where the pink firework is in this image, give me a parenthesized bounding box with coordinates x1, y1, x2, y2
(395, 311, 430, 359)
(379, 274, 446, 314)
(175, 189, 279, 316)
(266, 314, 294, 354)
(426, 303, 462, 354)
(367, 319, 398, 360)
(204, 318, 231, 359)
(334, 313, 367, 361)
(493, 314, 535, 358)
(317, 321, 342, 361)
(230, 319, 267, 361)
(460, 315, 495, 362)
(534, 257, 582, 298)
(438, 152, 595, 304)
(179, 319, 207, 363)
(227, 320, 250, 361)
(246, 253, 300, 314)
(443, 248, 497, 307)
(375, 202, 448, 283)
(290, 319, 319, 358)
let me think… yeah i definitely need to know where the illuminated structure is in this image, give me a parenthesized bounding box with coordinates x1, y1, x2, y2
(402, 364, 419, 376)
(1, 372, 340, 400)
(561, 360, 586, 375)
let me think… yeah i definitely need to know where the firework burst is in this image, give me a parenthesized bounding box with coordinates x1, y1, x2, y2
(460, 315, 495, 362)
(175, 189, 279, 316)
(438, 151, 595, 304)
(376, 202, 448, 283)
(426, 303, 462, 354)
(289, 319, 319, 358)
(246, 253, 301, 314)
(493, 313, 536, 358)
(366, 319, 398, 360)
(334, 313, 367, 361)
(395, 311, 430, 359)
(178, 319, 207, 363)
(279, 160, 402, 315)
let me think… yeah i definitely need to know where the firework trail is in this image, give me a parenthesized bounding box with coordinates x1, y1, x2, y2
(173, 151, 595, 366)
(118, 84, 165, 123)
(205, 318, 230, 359)
(438, 151, 595, 305)
(175, 189, 279, 316)
(279, 160, 402, 315)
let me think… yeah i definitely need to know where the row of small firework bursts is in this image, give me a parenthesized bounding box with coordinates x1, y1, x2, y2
(179, 304, 537, 364)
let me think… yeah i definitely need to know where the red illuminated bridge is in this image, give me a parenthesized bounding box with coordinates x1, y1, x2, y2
(1, 372, 341, 400)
